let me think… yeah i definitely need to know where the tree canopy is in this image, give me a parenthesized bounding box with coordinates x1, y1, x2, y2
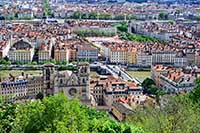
(128, 77, 200, 132)
(0, 93, 143, 133)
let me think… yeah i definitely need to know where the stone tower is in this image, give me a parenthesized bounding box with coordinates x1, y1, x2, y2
(43, 63, 56, 96)
(78, 63, 90, 102)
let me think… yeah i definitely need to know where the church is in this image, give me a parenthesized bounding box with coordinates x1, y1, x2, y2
(0, 63, 92, 105)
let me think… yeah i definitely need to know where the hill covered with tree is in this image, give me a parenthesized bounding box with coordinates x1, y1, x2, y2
(0, 93, 143, 133)
(127, 78, 200, 133)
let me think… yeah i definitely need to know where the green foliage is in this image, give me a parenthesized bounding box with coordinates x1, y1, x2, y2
(57, 60, 68, 65)
(0, 58, 11, 65)
(0, 103, 17, 133)
(117, 22, 128, 32)
(0, 65, 10, 70)
(127, 95, 200, 133)
(71, 11, 135, 20)
(159, 12, 168, 20)
(168, 20, 175, 25)
(117, 23, 161, 43)
(189, 77, 200, 103)
(57, 61, 63, 65)
(88, 12, 98, 19)
(142, 78, 166, 102)
(36, 92, 44, 100)
(72, 11, 81, 19)
(50, 59, 56, 64)
(43, 0, 52, 17)
(196, 16, 200, 21)
(58, 65, 78, 71)
(132, 0, 147, 3)
(32, 61, 37, 65)
(0, 93, 143, 133)
(120, 32, 160, 43)
(16, 60, 24, 65)
(142, 78, 155, 89)
(98, 13, 112, 20)
(74, 29, 116, 37)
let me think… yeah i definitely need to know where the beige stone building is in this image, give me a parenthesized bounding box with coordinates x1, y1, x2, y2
(109, 47, 137, 64)
(8, 39, 34, 63)
(54, 46, 69, 63)
(38, 42, 52, 63)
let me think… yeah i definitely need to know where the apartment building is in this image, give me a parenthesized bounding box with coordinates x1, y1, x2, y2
(68, 49, 77, 61)
(0, 41, 10, 58)
(127, 49, 137, 64)
(38, 43, 52, 63)
(152, 65, 200, 93)
(0, 77, 29, 103)
(174, 56, 188, 67)
(77, 45, 98, 62)
(151, 65, 173, 88)
(152, 51, 176, 65)
(90, 75, 143, 107)
(8, 40, 34, 63)
(54, 45, 69, 63)
(137, 52, 152, 67)
(110, 48, 127, 64)
(109, 47, 137, 64)
(160, 72, 196, 93)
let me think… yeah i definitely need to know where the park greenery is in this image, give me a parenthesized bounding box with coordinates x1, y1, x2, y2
(0, 58, 11, 65)
(43, 0, 52, 17)
(74, 29, 116, 37)
(196, 15, 200, 21)
(127, 94, 200, 133)
(158, 12, 168, 20)
(120, 31, 160, 43)
(127, 77, 200, 133)
(117, 22, 128, 32)
(58, 65, 78, 71)
(0, 58, 69, 66)
(71, 11, 136, 20)
(0, 93, 144, 133)
(117, 22, 161, 43)
(142, 78, 166, 102)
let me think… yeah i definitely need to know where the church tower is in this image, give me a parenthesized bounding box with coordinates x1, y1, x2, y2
(43, 63, 56, 96)
(78, 63, 90, 102)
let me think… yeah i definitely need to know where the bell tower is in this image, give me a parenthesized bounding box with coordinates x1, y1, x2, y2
(78, 63, 90, 102)
(43, 63, 56, 96)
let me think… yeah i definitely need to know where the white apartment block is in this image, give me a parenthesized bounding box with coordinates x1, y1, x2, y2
(152, 51, 176, 65)
(160, 74, 196, 94)
(137, 53, 152, 67)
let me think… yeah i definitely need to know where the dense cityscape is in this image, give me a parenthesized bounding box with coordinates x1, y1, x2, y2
(0, 0, 200, 133)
